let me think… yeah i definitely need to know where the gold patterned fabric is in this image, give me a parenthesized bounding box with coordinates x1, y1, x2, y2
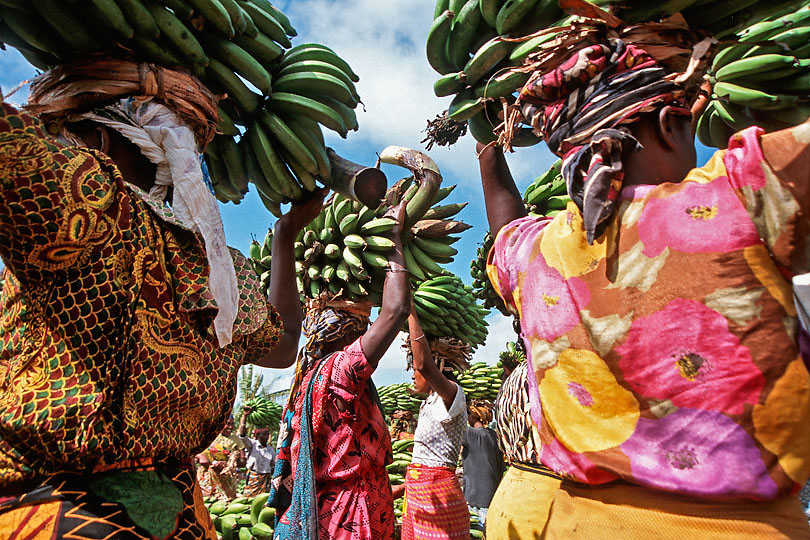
(0, 101, 283, 489)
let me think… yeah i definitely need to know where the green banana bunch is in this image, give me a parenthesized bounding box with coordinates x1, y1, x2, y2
(0, 0, 367, 214)
(498, 340, 526, 366)
(457, 361, 504, 400)
(208, 493, 275, 540)
(378, 382, 425, 415)
(228, 41, 363, 211)
(523, 158, 568, 217)
(412, 274, 490, 348)
(248, 227, 274, 291)
(469, 230, 509, 316)
(699, 2, 810, 149)
(242, 396, 282, 428)
(424, 0, 806, 148)
(470, 159, 566, 316)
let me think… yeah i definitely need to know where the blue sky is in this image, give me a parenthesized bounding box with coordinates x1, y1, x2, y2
(0, 0, 714, 391)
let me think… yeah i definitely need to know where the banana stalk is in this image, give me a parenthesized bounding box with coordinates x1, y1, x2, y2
(378, 145, 442, 229)
(325, 148, 388, 208)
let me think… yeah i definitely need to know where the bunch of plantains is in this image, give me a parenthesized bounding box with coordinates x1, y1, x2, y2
(206, 492, 274, 540)
(0, 0, 363, 213)
(424, 0, 810, 149)
(470, 159, 567, 315)
(249, 146, 474, 304)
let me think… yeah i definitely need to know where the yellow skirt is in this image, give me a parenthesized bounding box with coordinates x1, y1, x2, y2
(486, 465, 810, 539)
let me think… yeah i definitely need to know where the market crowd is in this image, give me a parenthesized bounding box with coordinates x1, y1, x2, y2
(1, 4, 810, 540)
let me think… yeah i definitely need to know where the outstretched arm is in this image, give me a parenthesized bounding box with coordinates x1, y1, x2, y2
(257, 188, 327, 368)
(359, 200, 411, 369)
(476, 142, 527, 235)
(408, 303, 457, 410)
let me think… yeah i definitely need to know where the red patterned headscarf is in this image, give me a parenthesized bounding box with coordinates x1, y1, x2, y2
(518, 39, 688, 243)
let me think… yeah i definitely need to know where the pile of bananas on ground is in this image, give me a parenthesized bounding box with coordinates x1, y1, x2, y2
(457, 361, 503, 400)
(379, 383, 425, 416)
(699, 3, 810, 148)
(425, 0, 809, 148)
(241, 396, 282, 430)
(206, 492, 274, 540)
(470, 159, 567, 315)
(0, 0, 362, 214)
(249, 146, 474, 304)
(413, 275, 489, 348)
(387, 438, 414, 489)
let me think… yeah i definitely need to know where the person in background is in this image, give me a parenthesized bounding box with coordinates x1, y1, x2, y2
(196, 415, 243, 501)
(478, 26, 810, 538)
(236, 409, 275, 497)
(399, 303, 469, 540)
(270, 200, 411, 540)
(461, 400, 505, 530)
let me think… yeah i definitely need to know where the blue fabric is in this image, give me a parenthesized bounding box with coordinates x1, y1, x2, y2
(270, 356, 329, 540)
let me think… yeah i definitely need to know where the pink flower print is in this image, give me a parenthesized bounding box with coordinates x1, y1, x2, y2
(620, 408, 777, 499)
(567, 381, 595, 407)
(538, 436, 618, 485)
(616, 298, 764, 415)
(637, 178, 759, 257)
(520, 254, 590, 342)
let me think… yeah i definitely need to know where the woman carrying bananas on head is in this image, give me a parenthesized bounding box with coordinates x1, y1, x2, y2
(393, 304, 469, 540)
(268, 199, 411, 540)
(0, 57, 324, 539)
(476, 21, 810, 540)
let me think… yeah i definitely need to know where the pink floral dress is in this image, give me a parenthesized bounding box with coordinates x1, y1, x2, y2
(488, 126, 810, 500)
(279, 339, 395, 539)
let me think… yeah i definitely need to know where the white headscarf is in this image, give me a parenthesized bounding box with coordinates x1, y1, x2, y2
(70, 98, 238, 347)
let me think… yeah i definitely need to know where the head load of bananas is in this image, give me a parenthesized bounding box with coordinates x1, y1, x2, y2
(241, 396, 282, 429)
(470, 159, 567, 315)
(0, 0, 364, 214)
(699, 3, 810, 148)
(412, 275, 489, 349)
(248, 146, 474, 303)
(499, 340, 527, 368)
(425, 0, 810, 151)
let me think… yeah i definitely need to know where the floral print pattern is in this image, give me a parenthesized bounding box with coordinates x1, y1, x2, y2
(488, 126, 810, 499)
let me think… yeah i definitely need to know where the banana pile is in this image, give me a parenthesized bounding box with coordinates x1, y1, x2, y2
(457, 361, 503, 401)
(425, 0, 807, 147)
(242, 396, 282, 429)
(470, 160, 567, 315)
(413, 275, 489, 348)
(379, 383, 425, 415)
(387, 438, 414, 487)
(206, 492, 274, 540)
(700, 3, 810, 148)
(0, 0, 362, 214)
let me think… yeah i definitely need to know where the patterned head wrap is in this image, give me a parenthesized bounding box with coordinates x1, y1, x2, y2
(286, 297, 371, 409)
(469, 399, 493, 426)
(517, 39, 689, 244)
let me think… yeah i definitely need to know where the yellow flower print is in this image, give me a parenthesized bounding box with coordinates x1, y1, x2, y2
(540, 348, 639, 453)
(753, 357, 810, 484)
(743, 245, 795, 316)
(540, 208, 606, 279)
